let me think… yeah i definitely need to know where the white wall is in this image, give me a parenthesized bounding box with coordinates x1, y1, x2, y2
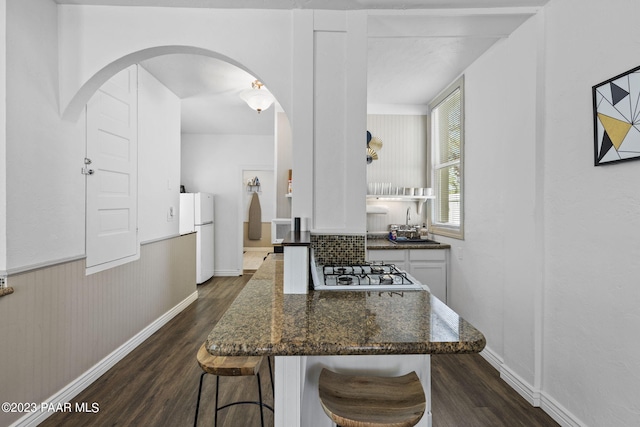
(275, 110, 292, 219)
(4, 2, 184, 272)
(541, 1, 640, 425)
(181, 133, 274, 275)
(5, 0, 86, 271)
(439, 10, 541, 395)
(444, 1, 640, 425)
(138, 65, 181, 243)
(5, 5, 370, 271)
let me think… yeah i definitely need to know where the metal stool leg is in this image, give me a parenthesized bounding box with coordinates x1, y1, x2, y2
(214, 375, 220, 427)
(257, 372, 265, 427)
(194, 372, 206, 427)
(196, 362, 273, 427)
(267, 356, 274, 395)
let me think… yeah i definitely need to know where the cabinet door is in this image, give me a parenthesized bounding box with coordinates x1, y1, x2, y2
(409, 262, 447, 303)
(367, 249, 407, 271)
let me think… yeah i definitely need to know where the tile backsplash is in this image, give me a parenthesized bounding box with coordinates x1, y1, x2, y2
(311, 234, 366, 265)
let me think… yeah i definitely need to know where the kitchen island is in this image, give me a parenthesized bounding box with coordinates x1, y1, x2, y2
(206, 254, 485, 427)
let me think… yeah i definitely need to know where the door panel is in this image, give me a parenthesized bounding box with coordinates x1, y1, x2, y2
(86, 65, 138, 271)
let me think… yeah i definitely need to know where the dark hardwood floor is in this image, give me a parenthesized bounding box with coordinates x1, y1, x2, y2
(41, 272, 558, 427)
(431, 354, 557, 427)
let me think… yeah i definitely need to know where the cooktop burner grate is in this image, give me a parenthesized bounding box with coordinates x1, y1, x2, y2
(322, 263, 415, 287)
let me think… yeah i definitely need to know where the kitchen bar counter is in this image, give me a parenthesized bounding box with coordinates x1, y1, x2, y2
(206, 254, 483, 357)
(206, 253, 484, 427)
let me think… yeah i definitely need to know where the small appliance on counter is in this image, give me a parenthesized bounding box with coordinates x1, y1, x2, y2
(180, 192, 215, 284)
(271, 218, 292, 244)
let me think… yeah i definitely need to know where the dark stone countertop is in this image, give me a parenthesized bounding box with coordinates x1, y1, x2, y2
(206, 254, 484, 357)
(367, 235, 451, 250)
(281, 231, 311, 246)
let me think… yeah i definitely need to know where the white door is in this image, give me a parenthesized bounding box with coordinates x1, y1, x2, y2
(85, 65, 138, 273)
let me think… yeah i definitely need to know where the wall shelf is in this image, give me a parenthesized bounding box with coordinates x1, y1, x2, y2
(366, 195, 434, 214)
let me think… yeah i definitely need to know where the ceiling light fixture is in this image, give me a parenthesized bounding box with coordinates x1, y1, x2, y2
(240, 80, 275, 113)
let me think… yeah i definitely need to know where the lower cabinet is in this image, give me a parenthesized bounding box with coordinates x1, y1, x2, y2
(366, 249, 407, 271)
(367, 248, 449, 304)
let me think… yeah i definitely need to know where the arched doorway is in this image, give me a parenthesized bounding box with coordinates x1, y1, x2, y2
(79, 47, 291, 276)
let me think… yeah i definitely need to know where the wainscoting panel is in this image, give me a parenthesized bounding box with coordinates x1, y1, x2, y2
(0, 234, 196, 427)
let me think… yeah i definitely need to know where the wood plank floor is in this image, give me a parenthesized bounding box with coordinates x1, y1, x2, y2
(41, 273, 558, 427)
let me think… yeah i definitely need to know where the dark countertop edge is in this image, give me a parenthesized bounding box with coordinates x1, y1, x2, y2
(281, 231, 311, 246)
(0, 287, 14, 297)
(208, 339, 486, 357)
(367, 238, 451, 250)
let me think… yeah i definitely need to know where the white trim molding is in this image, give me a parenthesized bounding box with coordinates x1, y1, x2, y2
(480, 345, 586, 427)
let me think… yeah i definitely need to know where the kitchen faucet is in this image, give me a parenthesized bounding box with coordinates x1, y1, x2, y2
(406, 207, 411, 225)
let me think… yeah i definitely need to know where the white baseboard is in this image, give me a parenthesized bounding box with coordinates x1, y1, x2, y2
(500, 364, 541, 407)
(540, 393, 586, 427)
(11, 291, 199, 427)
(480, 345, 583, 427)
(481, 346, 540, 406)
(480, 345, 504, 371)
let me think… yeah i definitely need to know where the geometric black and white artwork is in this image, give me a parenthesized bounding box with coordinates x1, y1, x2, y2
(593, 65, 640, 165)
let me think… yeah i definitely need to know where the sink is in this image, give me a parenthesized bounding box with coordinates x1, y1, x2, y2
(389, 237, 440, 244)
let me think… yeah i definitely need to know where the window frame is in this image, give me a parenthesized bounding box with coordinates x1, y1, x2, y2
(428, 76, 464, 240)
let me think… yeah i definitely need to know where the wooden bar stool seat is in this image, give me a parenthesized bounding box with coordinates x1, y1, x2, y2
(194, 343, 273, 427)
(318, 368, 426, 427)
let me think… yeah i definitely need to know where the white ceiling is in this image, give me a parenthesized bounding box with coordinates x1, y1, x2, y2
(56, 0, 549, 134)
(56, 0, 549, 9)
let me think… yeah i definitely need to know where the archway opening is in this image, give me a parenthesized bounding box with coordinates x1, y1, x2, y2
(78, 46, 292, 277)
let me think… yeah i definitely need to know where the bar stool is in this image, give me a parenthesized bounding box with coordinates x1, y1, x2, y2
(318, 368, 426, 427)
(194, 343, 273, 427)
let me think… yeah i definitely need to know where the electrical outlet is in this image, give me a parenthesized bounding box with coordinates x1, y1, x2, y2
(167, 206, 174, 221)
(457, 247, 463, 260)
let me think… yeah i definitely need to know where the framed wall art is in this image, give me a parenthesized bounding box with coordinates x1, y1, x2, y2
(593, 65, 640, 166)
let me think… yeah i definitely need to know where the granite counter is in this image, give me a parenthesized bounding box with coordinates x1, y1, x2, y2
(205, 253, 484, 427)
(367, 236, 451, 250)
(206, 254, 483, 356)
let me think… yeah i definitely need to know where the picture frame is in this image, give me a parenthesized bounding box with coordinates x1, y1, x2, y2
(592, 64, 640, 166)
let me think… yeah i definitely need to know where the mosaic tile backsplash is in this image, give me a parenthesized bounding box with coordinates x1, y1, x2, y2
(311, 234, 366, 265)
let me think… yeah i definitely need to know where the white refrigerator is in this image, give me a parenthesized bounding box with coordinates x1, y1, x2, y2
(179, 192, 215, 284)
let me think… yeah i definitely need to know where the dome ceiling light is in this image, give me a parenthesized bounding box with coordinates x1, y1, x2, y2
(240, 80, 275, 113)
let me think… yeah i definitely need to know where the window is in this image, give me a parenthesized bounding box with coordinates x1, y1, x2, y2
(429, 76, 464, 239)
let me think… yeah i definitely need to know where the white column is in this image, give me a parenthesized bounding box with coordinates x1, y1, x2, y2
(283, 245, 309, 294)
(274, 356, 306, 427)
(312, 11, 367, 234)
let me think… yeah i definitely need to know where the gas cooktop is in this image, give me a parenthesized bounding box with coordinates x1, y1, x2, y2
(310, 254, 426, 291)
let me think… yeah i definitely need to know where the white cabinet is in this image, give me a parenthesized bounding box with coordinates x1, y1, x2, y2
(367, 249, 408, 271)
(408, 250, 448, 304)
(367, 248, 449, 304)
